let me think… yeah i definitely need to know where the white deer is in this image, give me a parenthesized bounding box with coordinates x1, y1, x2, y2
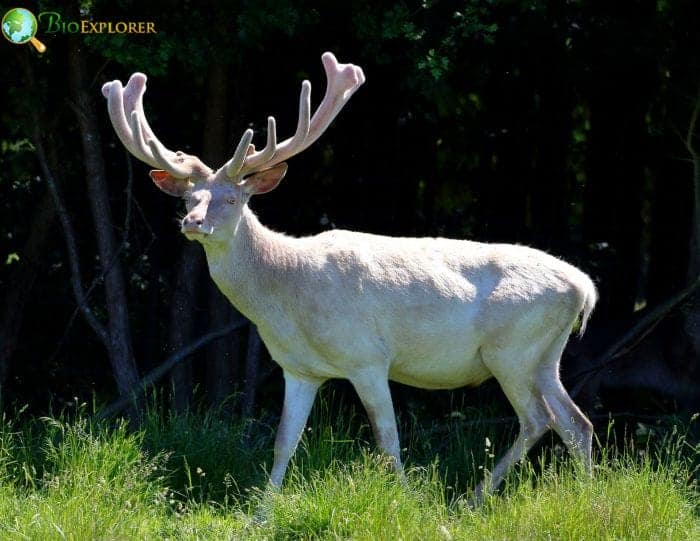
(102, 52, 597, 500)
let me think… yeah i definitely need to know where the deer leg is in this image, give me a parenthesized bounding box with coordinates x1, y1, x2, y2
(535, 328, 594, 476)
(473, 385, 554, 503)
(538, 377, 593, 475)
(269, 372, 321, 488)
(475, 342, 559, 502)
(351, 373, 404, 478)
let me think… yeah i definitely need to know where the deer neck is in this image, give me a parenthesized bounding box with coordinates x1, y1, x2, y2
(201, 205, 298, 324)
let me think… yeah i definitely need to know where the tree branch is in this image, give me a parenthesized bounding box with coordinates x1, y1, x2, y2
(97, 318, 248, 419)
(418, 410, 686, 441)
(685, 85, 700, 157)
(19, 53, 113, 352)
(569, 273, 700, 398)
(122, 150, 135, 241)
(33, 137, 111, 347)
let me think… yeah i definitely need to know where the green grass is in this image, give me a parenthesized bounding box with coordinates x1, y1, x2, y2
(0, 400, 697, 540)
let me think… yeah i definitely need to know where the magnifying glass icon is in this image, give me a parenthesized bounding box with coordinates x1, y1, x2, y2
(2, 8, 47, 53)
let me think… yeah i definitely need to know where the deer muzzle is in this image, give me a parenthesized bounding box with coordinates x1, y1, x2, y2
(181, 214, 210, 236)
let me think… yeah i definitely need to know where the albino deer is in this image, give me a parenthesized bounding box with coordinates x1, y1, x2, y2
(102, 52, 597, 500)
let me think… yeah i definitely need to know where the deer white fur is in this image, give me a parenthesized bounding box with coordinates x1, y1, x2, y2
(102, 52, 597, 500)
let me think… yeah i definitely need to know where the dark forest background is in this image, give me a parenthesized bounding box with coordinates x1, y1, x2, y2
(1, 0, 699, 428)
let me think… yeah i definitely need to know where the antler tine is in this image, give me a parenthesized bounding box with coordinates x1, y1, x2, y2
(103, 73, 207, 179)
(237, 80, 311, 179)
(104, 79, 156, 166)
(290, 80, 312, 149)
(128, 110, 152, 160)
(225, 113, 283, 178)
(239, 116, 278, 173)
(148, 138, 193, 179)
(224, 129, 254, 178)
(221, 52, 364, 182)
(307, 52, 366, 142)
(261, 116, 278, 160)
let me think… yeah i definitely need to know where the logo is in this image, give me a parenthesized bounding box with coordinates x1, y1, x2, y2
(39, 12, 157, 35)
(2, 8, 46, 52)
(2, 8, 157, 52)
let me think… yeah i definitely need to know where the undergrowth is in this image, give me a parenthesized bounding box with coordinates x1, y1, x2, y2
(0, 397, 697, 540)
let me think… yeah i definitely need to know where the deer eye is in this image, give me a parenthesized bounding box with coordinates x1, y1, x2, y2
(226, 197, 236, 205)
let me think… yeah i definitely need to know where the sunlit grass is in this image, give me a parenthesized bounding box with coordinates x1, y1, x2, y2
(0, 414, 166, 539)
(0, 400, 697, 540)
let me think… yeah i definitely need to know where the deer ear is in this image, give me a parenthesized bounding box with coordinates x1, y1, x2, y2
(149, 170, 191, 197)
(242, 163, 288, 195)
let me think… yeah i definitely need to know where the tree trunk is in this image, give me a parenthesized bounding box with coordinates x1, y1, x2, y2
(684, 92, 700, 355)
(241, 324, 261, 421)
(206, 289, 239, 409)
(67, 40, 140, 399)
(0, 191, 55, 404)
(169, 242, 204, 412)
(200, 63, 241, 408)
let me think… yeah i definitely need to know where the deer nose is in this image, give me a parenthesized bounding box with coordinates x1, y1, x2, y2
(182, 215, 204, 228)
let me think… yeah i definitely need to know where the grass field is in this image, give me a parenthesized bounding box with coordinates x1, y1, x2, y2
(0, 398, 697, 540)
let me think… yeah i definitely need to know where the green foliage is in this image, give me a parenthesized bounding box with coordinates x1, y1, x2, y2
(81, 0, 317, 72)
(139, 401, 271, 503)
(0, 404, 698, 539)
(0, 139, 37, 192)
(0, 412, 168, 539)
(354, 1, 497, 71)
(236, 0, 317, 44)
(262, 455, 451, 540)
(3, 0, 700, 467)
(0, 140, 34, 154)
(85, 32, 177, 77)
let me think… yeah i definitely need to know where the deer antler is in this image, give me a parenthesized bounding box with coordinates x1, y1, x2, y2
(222, 52, 365, 181)
(101, 73, 211, 179)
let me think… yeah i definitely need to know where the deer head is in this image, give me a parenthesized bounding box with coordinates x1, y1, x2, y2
(101, 52, 365, 243)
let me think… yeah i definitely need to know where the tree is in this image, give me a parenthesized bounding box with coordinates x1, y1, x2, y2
(67, 39, 140, 401)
